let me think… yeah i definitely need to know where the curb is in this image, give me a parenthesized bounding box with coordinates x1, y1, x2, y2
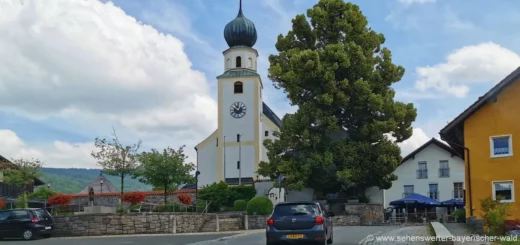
(52, 230, 263, 240)
(358, 228, 394, 245)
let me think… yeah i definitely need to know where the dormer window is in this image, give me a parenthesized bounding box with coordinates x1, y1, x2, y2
(236, 56, 242, 68)
(234, 81, 243, 93)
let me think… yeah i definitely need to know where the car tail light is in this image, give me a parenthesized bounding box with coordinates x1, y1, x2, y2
(267, 218, 274, 226)
(315, 216, 324, 225)
(31, 217, 39, 223)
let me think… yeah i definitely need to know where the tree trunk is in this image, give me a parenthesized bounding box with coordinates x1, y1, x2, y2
(23, 191, 28, 208)
(120, 175, 124, 204)
(164, 183, 168, 206)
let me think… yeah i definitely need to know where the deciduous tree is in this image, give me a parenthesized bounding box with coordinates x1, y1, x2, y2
(135, 146, 194, 205)
(91, 128, 141, 202)
(4, 158, 43, 208)
(258, 0, 417, 193)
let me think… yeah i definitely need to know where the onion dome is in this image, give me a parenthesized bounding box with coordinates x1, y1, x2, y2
(223, 0, 257, 48)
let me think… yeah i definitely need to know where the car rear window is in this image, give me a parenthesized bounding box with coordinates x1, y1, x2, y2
(274, 204, 320, 216)
(34, 209, 48, 219)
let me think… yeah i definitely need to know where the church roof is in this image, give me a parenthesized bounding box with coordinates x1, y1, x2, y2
(223, 0, 257, 48)
(78, 174, 119, 194)
(263, 103, 282, 128)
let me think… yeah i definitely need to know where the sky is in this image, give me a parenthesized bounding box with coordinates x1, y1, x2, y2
(1, 0, 519, 168)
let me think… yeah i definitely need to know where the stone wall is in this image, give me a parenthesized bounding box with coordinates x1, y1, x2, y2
(70, 192, 196, 208)
(344, 204, 384, 225)
(248, 215, 269, 229)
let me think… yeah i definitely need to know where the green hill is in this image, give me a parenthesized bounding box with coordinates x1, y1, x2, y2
(38, 168, 152, 194)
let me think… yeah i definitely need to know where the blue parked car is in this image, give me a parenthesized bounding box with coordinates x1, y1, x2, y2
(266, 201, 334, 244)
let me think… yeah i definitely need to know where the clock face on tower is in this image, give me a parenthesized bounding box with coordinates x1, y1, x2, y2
(230, 102, 247, 118)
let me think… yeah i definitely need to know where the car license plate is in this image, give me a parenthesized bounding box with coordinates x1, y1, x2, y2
(286, 234, 304, 239)
(45, 226, 52, 230)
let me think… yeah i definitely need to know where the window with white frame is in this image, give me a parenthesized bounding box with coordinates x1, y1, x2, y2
(439, 160, 449, 178)
(454, 182, 463, 199)
(490, 135, 513, 158)
(492, 181, 514, 202)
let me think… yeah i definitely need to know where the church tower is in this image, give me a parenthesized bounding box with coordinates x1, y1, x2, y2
(216, 0, 263, 184)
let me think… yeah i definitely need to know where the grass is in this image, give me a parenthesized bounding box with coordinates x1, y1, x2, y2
(427, 223, 438, 245)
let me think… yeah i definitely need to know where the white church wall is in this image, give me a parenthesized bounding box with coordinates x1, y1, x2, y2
(224, 145, 256, 179)
(261, 117, 279, 163)
(197, 136, 219, 187)
(223, 48, 258, 71)
(221, 79, 258, 143)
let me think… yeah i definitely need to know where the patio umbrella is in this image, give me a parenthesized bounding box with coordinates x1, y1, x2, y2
(389, 193, 441, 206)
(440, 199, 464, 206)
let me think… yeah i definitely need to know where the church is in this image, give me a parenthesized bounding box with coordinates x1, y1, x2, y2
(195, 1, 282, 187)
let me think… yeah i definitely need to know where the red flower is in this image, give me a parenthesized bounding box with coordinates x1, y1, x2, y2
(48, 194, 73, 206)
(0, 198, 5, 209)
(176, 194, 192, 205)
(122, 191, 146, 205)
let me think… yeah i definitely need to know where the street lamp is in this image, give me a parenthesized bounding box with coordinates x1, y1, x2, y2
(100, 179, 104, 193)
(195, 171, 200, 201)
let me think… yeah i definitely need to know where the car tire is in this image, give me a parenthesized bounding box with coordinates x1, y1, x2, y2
(22, 229, 34, 240)
(327, 230, 333, 244)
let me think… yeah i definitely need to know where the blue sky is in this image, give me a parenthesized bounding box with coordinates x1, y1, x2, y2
(1, 0, 519, 168)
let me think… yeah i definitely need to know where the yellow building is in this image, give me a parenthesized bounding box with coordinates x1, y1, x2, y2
(440, 67, 520, 219)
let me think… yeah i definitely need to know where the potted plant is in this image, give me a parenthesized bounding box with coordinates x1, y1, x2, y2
(450, 209, 466, 223)
(347, 196, 359, 203)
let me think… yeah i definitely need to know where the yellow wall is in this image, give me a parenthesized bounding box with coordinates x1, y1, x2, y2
(464, 78, 520, 219)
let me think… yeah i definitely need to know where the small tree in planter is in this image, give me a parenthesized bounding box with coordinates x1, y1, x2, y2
(48, 194, 73, 215)
(177, 194, 192, 206)
(122, 191, 146, 206)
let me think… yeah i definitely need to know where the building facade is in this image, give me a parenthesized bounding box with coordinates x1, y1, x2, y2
(441, 67, 520, 219)
(0, 155, 45, 198)
(195, 2, 282, 187)
(384, 138, 465, 211)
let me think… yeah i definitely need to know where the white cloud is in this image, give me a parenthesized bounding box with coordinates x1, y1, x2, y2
(414, 42, 520, 98)
(0, 129, 97, 168)
(0, 0, 218, 156)
(397, 128, 431, 156)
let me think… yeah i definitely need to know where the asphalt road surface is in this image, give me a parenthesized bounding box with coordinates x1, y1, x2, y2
(0, 226, 400, 245)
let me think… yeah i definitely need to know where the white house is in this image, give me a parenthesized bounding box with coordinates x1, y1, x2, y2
(195, 2, 282, 187)
(383, 138, 465, 214)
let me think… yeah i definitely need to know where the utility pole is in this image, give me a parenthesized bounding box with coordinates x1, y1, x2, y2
(237, 134, 241, 185)
(224, 136, 226, 181)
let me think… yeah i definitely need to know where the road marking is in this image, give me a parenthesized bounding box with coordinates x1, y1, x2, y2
(184, 230, 264, 245)
(358, 228, 395, 245)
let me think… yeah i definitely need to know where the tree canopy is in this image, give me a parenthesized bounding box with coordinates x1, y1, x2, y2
(135, 146, 195, 204)
(4, 158, 43, 208)
(258, 0, 417, 193)
(91, 128, 141, 200)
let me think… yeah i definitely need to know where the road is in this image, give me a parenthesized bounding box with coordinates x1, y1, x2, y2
(0, 226, 400, 245)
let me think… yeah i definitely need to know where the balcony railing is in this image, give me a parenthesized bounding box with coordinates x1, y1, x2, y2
(428, 191, 439, 200)
(439, 168, 450, 178)
(453, 190, 464, 199)
(416, 169, 428, 179)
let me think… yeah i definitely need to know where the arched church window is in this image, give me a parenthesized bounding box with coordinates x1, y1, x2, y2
(248, 57, 253, 69)
(236, 56, 242, 68)
(234, 81, 243, 94)
(226, 59, 231, 70)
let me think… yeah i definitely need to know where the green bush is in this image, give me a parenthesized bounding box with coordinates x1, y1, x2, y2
(481, 196, 511, 235)
(28, 188, 56, 200)
(450, 209, 466, 222)
(15, 195, 27, 208)
(197, 181, 256, 211)
(247, 196, 273, 215)
(233, 200, 247, 211)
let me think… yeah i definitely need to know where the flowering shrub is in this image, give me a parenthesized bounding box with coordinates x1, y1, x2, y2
(0, 198, 5, 209)
(177, 194, 192, 205)
(48, 194, 73, 206)
(122, 191, 146, 205)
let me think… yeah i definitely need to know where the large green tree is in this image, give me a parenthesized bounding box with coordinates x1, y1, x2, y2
(135, 146, 195, 205)
(258, 0, 417, 193)
(4, 158, 43, 208)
